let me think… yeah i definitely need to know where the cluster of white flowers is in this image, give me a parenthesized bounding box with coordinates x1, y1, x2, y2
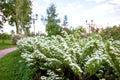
(40, 70, 62, 80)
(17, 34, 120, 79)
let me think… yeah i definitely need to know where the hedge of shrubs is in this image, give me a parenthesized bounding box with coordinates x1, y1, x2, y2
(0, 33, 11, 40)
(17, 33, 120, 80)
(100, 25, 120, 40)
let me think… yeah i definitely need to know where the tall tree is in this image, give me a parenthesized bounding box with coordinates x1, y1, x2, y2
(41, 3, 61, 36)
(0, 0, 32, 34)
(15, 0, 32, 34)
(63, 15, 68, 27)
(46, 3, 60, 24)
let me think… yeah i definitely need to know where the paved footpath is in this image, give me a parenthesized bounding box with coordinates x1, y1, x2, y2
(0, 47, 17, 58)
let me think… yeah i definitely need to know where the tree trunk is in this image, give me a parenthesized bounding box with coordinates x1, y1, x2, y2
(15, 22, 19, 34)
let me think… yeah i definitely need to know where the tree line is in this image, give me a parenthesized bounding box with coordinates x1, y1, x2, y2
(0, 1, 68, 36)
(0, 0, 32, 34)
(1, 1, 120, 39)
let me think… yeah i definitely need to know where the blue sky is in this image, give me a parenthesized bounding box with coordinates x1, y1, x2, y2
(2, 0, 120, 33)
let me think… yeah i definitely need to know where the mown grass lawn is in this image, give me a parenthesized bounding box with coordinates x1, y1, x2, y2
(0, 50, 33, 80)
(0, 40, 16, 50)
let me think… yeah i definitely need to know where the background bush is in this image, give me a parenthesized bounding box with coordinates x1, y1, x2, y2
(100, 25, 120, 40)
(12, 34, 23, 44)
(46, 23, 62, 36)
(0, 33, 11, 40)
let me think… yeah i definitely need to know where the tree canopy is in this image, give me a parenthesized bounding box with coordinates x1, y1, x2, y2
(46, 4, 60, 24)
(41, 3, 61, 36)
(0, 0, 32, 34)
(63, 15, 68, 27)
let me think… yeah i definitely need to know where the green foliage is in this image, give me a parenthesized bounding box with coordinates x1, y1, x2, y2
(0, 50, 33, 80)
(28, 32, 35, 37)
(61, 27, 73, 35)
(73, 26, 85, 34)
(61, 26, 85, 36)
(101, 25, 120, 40)
(41, 3, 61, 36)
(0, 33, 11, 44)
(63, 15, 68, 27)
(0, 40, 16, 50)
(46, 3, 60, 24)
(23, 26, 30, 36)
(10, 30, 15, 35)
(0, 33, 11, 40)
(41, 3, 60, 24)
(0, 20, 3, 28)
(46, 23, 62, 36)
(0, 0, 32, 33)
(15, 0, 32, 33)
(17, 32, 120, 80)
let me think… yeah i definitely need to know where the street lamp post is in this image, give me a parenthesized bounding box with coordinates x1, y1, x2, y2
(31, 14, 38, 36)
(86, 20, 93, 34)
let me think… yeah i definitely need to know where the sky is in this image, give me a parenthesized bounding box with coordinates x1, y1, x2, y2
(2, 0, 120, 33)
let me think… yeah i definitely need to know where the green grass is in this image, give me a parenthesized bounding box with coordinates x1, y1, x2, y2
(0, 50, 33, 80)
(0, 40, 16, 50)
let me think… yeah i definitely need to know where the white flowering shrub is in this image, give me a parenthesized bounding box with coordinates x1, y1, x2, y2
(11, 34, 23, 44)
(17, 33, 120, 80)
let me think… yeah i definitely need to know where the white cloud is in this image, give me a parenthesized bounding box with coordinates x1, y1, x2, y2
(57, 0, 119, 28)
(32, 0, 46, 13)
(58, 2, 83, 15)
(79, 0, 120, 28)
(57, 2, 83, 27)
(82, 3, 113, 19)
(84, 0, 120, 19)
(86, 0, 107, 3)
(109, 0, 120, 13)
(58, 0, 119, 28)
(109, 0, 120, 5)
(43, 0, 50, 3)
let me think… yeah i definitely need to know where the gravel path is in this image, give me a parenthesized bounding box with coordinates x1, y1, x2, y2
(0, 47, 17, 58)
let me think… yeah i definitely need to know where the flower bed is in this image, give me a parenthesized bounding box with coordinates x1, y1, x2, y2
(17, 34, 120, 80)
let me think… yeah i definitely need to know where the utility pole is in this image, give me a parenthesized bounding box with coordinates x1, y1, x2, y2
(31, 13, 38, 36)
